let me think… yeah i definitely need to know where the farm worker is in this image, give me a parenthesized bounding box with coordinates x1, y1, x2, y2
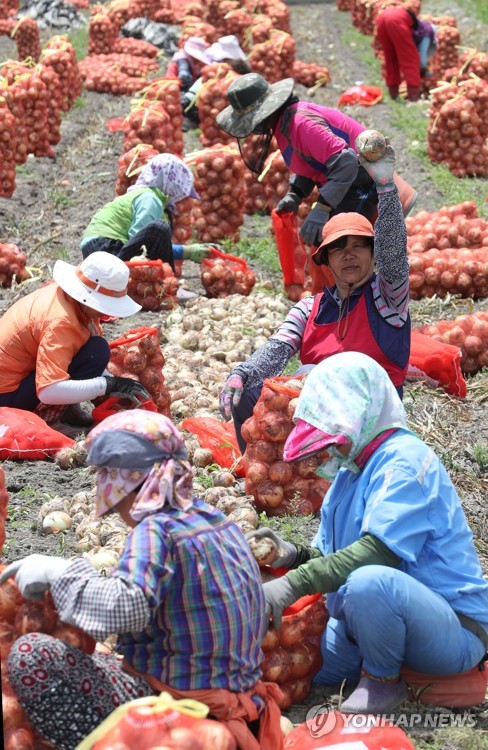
(0, 251, 149, 432)
(181, 35, 250, 129)
(376, 7, 438, 101)
(1, 411, 284, 750)
(248, 352, 488, 714)
(81, 153, 211, 270)
(165, 35, 211, 91)
(216, 73, 418, 247)
(219, 140, 411, 451)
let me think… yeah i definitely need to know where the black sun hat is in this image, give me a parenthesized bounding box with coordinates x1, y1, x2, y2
(216, 73, 294, 138)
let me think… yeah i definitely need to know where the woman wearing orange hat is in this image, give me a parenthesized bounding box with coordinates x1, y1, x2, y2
(219, 141, 411, 451)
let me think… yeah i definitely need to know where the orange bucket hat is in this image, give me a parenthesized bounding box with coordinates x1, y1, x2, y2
(312, 212, 374, 266)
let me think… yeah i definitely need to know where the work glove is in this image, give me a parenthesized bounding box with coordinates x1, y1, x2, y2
(275, 191, 301, 215)
(182, 244, 211, 263)
(104, 376, 150, 405)
(0, 554, 70, 600)
(357, 140, 396, 194)
(299, 203, 330, 246)
(219, 373, 244, 421)
(262, 576, 298, 630)
(245, 527, 297, 568)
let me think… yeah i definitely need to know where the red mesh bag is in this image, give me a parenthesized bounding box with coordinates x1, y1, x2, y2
(0, 408, 74, 460)
(409, 330, 467, 398)
(114, 143, 159, 196)
(181, 416, 244, 477)
(126, 259, 179, 311)
(200, 247, 255, 298)
(261, 593, 328, 709)
(242, 376, 331, 516)
(107, 327, 171, 416)
(416, 311, 488, 379)
(337, 84, 383, 107)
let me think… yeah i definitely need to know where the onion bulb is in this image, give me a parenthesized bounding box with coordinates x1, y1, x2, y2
(355, 129, 387, 161)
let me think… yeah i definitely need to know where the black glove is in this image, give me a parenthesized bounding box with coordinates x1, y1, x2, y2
(275, 191, 301, 215)
(299, 203, 331, 246)
(177, 59, 193, 91)
(104, 376, 150, 405)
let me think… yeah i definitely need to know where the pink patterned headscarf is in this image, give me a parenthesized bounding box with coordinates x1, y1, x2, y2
(86, 410, 195, 521)
(127, 153, 200, 214)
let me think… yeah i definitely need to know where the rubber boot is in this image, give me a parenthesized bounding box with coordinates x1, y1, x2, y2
(407, 85, 421, 102)
(388, 85, 399, 100)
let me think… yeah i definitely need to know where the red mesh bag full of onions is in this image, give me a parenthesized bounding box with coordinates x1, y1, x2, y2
(260, 593, 328, 709)
(242, 376, 331, 516)
(106, 327, 171, 416)
(249, 30, 295, 83)
(115, 143, 159, 196)
(139, 77, 184, 155)
(126, 258, 179, 311)
(200, 247, 256, 298)
(417, 310, 488, 378)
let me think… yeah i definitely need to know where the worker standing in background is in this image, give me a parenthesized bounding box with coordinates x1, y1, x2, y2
(376, 7, 438, 102)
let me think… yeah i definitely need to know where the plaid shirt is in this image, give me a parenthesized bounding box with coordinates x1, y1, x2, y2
(52, 499, 266, 692)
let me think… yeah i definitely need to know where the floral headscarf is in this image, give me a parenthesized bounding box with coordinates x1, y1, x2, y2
(285, 352, 408, 480)
(127, 154, 200, 214)
(86, 410, 195, 521)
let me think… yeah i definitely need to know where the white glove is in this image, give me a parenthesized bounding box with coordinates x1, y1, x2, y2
(0, 554, 70, 600)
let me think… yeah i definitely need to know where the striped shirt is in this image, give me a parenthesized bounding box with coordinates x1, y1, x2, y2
(52, 499, 267, 692)
(233, 189, 409, 389)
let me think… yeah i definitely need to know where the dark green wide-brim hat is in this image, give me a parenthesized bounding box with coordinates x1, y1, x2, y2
(216, 73, 295, 138)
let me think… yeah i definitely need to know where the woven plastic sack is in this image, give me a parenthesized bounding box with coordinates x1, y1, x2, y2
(0, 408, 74, 460)
(284, 711, 415, 749)
(401, 663, 488, 708)
(181, 417, 244, 477)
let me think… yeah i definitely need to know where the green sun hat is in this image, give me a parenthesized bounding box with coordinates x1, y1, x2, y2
(216, 73, 295, 138)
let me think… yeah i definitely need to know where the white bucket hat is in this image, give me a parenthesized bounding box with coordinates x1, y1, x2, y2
(208, 35, 247, 63)
(182, 36, 211, 64)
(53, 251, 141, 318)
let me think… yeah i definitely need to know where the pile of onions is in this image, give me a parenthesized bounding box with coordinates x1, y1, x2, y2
(0, 0, 18, 18)
(260, 597, 328, 709)
(197, 64, 240, 147)
(249, 30, 295, 83)
(108, 327, 171, 415)
(0, 63, 53, 159)
(0, 97, 17, 196)
(417, 311, 488, 375)
(113, 36, 160, 58)
(79, 53, 157, 95)
(0, 577, 95, 750)
(200, 256, 256, 298)
(0, 243, 29, 287)
(140, 78, 184, 155)
(0, 466, 7, 555)
(9, 16, 41, 61)
(88, 10, 118, 55)
(242, 377, 331, 516)
(406, 201, 487, 252)
(126, 259, 179, 311)
(427, 78, 488, 177)
(180, 18, 217, 45)
(43, 36, 83, 111)
(172, 196, 196, 246)
(122, 101, 170, 153)
(292, 60, 331, 89)
(104, 0, 141, 30)
(186, 145, 246, 242)
(408, 247, 488, 300)
(115, 143, 159, 196)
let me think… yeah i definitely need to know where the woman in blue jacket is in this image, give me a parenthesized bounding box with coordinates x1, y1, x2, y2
(248, 352, 488, 714)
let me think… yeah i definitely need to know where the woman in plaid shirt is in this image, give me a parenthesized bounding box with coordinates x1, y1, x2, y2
(3, 411, 283, 750)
